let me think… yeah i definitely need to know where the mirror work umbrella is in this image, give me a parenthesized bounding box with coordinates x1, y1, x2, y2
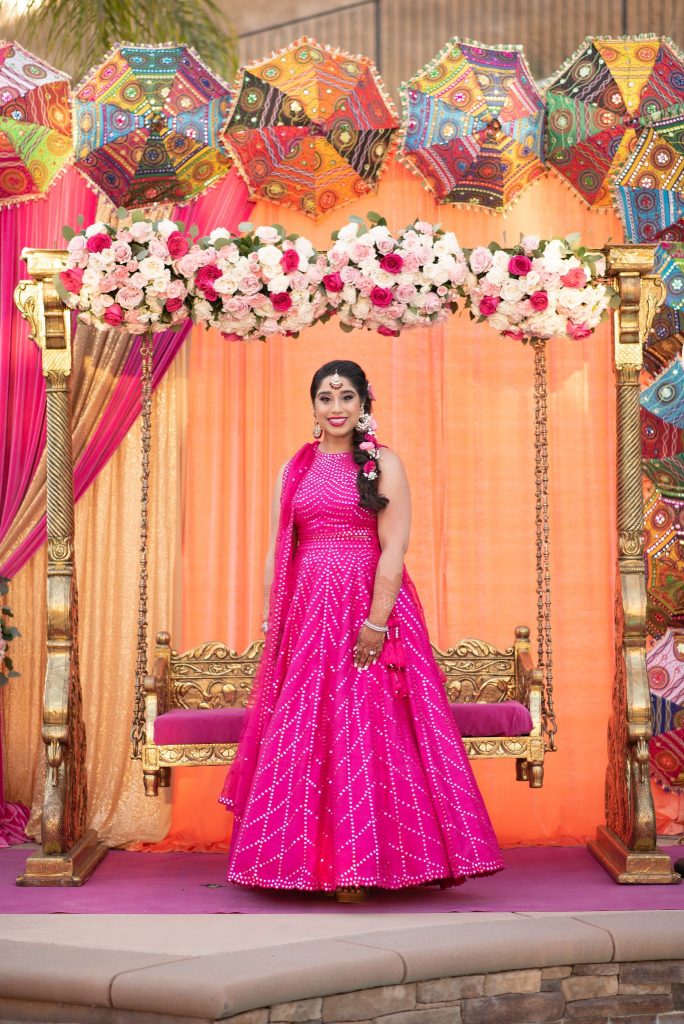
(0, 41, 72, 205)
(545, 36, 684, 208)
(614, 108, 684, 242)
(73, 43, 233, 208)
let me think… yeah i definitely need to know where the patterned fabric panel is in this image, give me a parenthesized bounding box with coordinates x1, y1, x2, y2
(641, 359, 684, 426)
(650, 726, 684, 789)
(641, 407, 683, 459)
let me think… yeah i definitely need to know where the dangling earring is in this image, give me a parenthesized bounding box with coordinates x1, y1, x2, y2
(355, 411, 372, 433)
(312, 419, 322, 438)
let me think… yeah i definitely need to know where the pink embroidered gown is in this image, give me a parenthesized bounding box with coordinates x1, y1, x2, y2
(220, 445, 503, 890)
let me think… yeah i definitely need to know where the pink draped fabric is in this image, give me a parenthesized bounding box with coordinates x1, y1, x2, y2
(0, 170, 254, 837)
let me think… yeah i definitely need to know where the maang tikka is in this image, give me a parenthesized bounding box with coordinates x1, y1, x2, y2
(329, 370, 343, 389)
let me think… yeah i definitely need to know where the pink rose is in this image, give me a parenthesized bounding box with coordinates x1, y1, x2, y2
(111, 241, 132, 262)
(363, 460, 376, 474)
(60, 267, 84, 293)
(167, 232, 190, 260)
(402, 253, 419, 273)
(323, 272, 344, 293)
(359, 441, 376, 451)
(271, 292, 292, 312)
(376, 238, 395, 255)
(165, 297, 184, 312)
(396, 283, 416, 302)
(370, 286, 393, 308)
(147, 237, 170, 260)
(203, 285, 218, 302)
(280, 248, 300, 274)
(98, 274, 118, 293)
(166, 279, 187, 299)
(226, 296, 250, 318)
(567, 321, 592, 340)
(560, 267, 588, 288)
(530, 291, 549, 311)
(423, 293, 442, 314)
(508, 254, 532, 276)
(378, 324, 398, 336)
(479, 295, 501, 316)
(380, 253, 404, 274)
(503, 328, 525, 340)
(469, 247, 493, 274)
(175, 252, 201, 276)
(340, 266, 360, 285)
(103, 302, 123, 326)
(240, 274, 261, 295)
(195, 264, 222, 297)
(250, 293, 270, 309)
(117, 285, 144, 309)
(349, 241, 372, 262)
(86, 232, 112, 253)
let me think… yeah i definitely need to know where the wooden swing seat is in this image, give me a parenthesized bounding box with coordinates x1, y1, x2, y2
(142, 625, 546, 797)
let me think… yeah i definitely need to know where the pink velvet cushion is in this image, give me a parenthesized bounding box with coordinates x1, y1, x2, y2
(153, 700, 532, 746)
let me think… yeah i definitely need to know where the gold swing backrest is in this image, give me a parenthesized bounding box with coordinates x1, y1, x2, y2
(156, 633, 517, 710)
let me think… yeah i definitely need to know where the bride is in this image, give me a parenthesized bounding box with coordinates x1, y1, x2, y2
(220, 359, 503, 900)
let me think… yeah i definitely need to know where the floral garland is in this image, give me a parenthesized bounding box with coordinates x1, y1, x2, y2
(186, 224, 328, 340)
(462, 235, 614, 343)
(0, 576, 20, 686)
(56, 214, 192, 335)
(323, 214, 466, 337)
(56, 216, 616, 345)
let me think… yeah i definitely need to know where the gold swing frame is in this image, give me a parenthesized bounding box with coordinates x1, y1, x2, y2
(12, 243, 680, 886)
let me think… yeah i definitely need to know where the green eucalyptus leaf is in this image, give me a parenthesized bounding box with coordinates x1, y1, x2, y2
(175, 221, 185, 232)
(76, 214, 84, 226)
(62, 225, 75, 241)
(348, 215, 365, 225)
(7, 671, 19, 679)
(238, 222, 254, 234)
(339, 321, 354, 333)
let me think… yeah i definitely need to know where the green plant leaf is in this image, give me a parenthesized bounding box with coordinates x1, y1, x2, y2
(7, 671, 20, 679)
(62, 225, 75, 241)
(238, 222, 254, 234)
(339, 322, 354, 333)
(175, 221, 185, 232)
(76, 214, 84, 226)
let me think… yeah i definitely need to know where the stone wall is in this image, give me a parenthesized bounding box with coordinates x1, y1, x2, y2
(226, 961, 684, 1024)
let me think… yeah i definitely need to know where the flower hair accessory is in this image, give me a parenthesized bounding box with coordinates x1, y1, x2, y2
(359, 424, 380, 480)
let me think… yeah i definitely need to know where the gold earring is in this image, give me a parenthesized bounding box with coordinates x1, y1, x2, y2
(312, 419, 322, 438)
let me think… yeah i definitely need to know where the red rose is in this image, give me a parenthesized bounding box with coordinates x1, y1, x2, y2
(195, 264, 222, 288)
(378, 324, 399, 336)
(86, 232, 112, 253)
(380, 253, 404, 274)
(323, 272, 344, 293)
(567, 321, 592, 339)
(363, 460, 376, 474)
(165, 297, 184, 312)
(560, 267, 588, 288)
(203, 285, 218, 303)
(370, 286, 393, 308)
(280, 248, 300, 274)
(508, 254, 532, 276)
(479, 295, 500, 316)
(103, 302, 123, 326)
(530, 290, 549, 311)
(271, 292, 293, 312)
(59, 267, 84, 293)
(167, 232, 190, 259)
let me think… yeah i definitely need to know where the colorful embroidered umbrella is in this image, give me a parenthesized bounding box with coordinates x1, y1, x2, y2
(73, 44, 232, 208)
(222, 37, 399, 219)
(0, 41, 72, 205)
(613, 108, 684, 242)
(642, 485, 684, 636)
(545, 36, 684, 208)
(399, 40, 545, 211)
(641, 354, 684, 428)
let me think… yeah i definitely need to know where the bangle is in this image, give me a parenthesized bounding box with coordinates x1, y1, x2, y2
(363, 618, 388, 634)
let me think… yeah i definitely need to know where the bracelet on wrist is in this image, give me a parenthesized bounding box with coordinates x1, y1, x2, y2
(363, 618, 389, 634)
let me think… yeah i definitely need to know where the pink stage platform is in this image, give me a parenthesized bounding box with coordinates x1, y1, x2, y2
(0, 845, 682, 913)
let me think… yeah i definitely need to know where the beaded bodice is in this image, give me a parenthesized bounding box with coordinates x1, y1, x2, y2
(293, 447, 378, 545)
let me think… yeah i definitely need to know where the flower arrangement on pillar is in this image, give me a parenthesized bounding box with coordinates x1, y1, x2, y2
(462, 235, 617, 344)
(185, 223, 328, 341)
(322, 213, 467, 337)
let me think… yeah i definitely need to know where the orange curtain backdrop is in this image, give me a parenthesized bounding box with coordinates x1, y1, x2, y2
(169, 164, 622, 848)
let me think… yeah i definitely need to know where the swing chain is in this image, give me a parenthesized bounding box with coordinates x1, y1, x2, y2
(132, 331, 153, 759)
(533, 339, 557, 751)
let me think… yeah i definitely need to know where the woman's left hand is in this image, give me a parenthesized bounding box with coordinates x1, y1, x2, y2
(354, 624, 385, 670)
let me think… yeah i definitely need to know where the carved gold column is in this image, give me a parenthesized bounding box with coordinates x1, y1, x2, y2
(588, 245, 678, 884)
(14, 249, 107, 885)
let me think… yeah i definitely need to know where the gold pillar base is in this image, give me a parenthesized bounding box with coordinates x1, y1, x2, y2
(588, 825, 680, 884)
(16, 829, 107, 887)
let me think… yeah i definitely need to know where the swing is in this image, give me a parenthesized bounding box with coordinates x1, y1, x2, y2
(136, 342, 557, 797)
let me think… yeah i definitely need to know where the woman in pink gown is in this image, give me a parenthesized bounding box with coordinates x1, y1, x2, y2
(220, 359, 503, 899)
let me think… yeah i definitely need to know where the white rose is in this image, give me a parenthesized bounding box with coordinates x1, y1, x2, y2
(557, 287, 583, 310)
(192, 299, 213, 321)
(500, 279, 525, 303)
(492, 249, 510, 269)
(155, 219, 179, 238)
(267, 274, 290, 293)
(257, 244, 283, 267)
(487, 312, 511, 332)
(138, 256, 166, 281)
(520, 234, 540, 253)
(342, 285, 357, 303)
(294, 236, 315, 260)
(129, 221, 155, 243)
(82, 267, 100, 289)
(485, 266, 507, 287)
(85, 221, 109, 237)
(255, 226, 281, 244)
(337, 222, 360, 242)
(208, 226, 233, 244)
(352, 298, 371, 318)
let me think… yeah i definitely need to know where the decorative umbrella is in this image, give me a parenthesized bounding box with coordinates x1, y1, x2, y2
(399, 40, 545, 211)
(641, 342, 684, 427)
(221, 37, 399, 219)
(641, 407, 683, 460)
(613, 109, 684, 242)
(73, 44, 232, 208)
(545, 36, 684, 208)
(0, 41, 72, 205)
(647, 627, 684, 707)
(642, 485, 684, 636)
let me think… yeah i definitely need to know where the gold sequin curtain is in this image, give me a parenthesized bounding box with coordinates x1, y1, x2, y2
(2, 349, 186, 845)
